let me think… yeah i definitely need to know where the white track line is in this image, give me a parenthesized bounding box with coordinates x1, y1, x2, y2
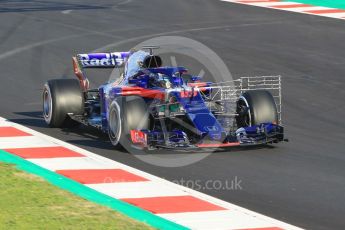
(159, 210, 283, 230)
(29, 157, 121, 171)
(0, 136, 58, 149)
(87, 181, 189, 199)
(318, 12, 345, 18)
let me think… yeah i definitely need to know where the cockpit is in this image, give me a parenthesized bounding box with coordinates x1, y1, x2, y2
(125, 50, 163, 78)
(123, 50, 184, 89)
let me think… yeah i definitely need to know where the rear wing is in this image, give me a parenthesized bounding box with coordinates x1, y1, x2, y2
(72, 52, 130, 91)
(75, 52, 130, 68)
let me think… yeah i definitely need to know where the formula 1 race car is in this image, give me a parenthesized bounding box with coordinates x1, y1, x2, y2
(43, 47, 285, 150)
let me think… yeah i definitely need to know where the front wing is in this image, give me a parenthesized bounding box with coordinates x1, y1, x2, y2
(130, 123, 286, 150)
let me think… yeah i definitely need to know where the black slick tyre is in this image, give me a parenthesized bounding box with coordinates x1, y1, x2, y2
(43, 79, 84, 128)
(236, 90, 278, 127)
(108, 96, 149, 151)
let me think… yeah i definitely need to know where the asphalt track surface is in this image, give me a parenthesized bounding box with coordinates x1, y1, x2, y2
(0, 0, 345, 229)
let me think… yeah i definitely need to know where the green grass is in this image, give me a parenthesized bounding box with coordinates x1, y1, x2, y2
(0, 163, 153, 230)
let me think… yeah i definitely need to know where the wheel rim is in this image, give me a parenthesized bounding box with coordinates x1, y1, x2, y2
(237, 97, 251, 127)
(43, 87, 52, 123)
(109, 105, 121, 145)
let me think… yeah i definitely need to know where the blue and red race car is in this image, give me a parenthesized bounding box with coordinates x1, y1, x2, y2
(43, 48, 285, 151)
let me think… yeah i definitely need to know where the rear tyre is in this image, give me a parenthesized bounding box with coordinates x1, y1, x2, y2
(236, 90, 278, 127)
(108, 96, 149, 150)
(43, 79, 84, 128)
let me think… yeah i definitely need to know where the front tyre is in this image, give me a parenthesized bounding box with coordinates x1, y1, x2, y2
(236, 90, 278, 127)
(108, 96, 149, 150)
(108, 100, 122, 146)
(43, 79, 84, 128)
